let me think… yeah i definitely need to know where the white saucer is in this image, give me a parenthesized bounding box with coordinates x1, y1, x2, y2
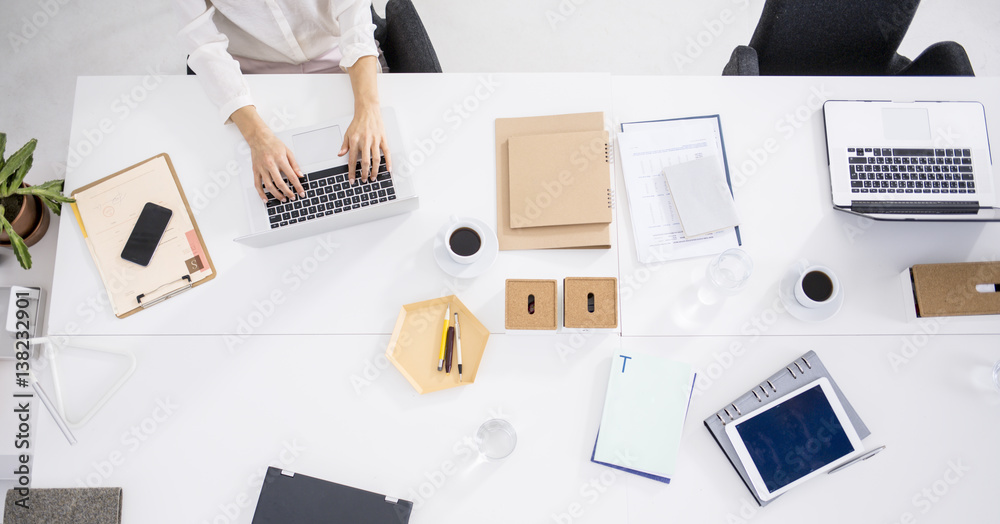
(433, 218, 499, 279)
(778, 262, 844, 322)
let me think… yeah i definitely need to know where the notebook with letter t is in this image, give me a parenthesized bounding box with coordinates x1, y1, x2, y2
(823, 100, 998, 221)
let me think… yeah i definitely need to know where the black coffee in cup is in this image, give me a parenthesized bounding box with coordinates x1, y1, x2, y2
(449, 227, 482, 257)
(801, 270, 834, 302)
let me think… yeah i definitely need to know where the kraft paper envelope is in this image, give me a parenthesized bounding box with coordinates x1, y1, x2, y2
(508, 129, 612, 229)
(496, 112, 611, 250)
(911, 261, 1000, 317)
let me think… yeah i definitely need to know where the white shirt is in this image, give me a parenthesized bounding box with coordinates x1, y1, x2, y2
(174, 0, 379, 123)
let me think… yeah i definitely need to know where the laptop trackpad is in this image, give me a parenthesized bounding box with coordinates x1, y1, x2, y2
(882, 108, 930, 141)
(292, 125, 344, 167)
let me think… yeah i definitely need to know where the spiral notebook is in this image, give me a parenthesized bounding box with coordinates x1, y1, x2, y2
(495, 112, 613, 250)
(508, 129, 612, 229)
(703, 351, 870, 506)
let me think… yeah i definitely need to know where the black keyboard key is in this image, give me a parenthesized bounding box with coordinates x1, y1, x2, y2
(962, 158, 972, 165)
(388, 195, 396, 200)
(380, 180, 393, 188)
(935, 149, 945, 156)
(352, 203, 361, 209)
(291, 210, 300, 218)
(320, 195, 329, 203)
(387, 188, 395, 195)
(864, 147, 872, 152)
(280, 221, 288, 226)
(377, 172, 391, 181)
(325, 186, 333, 194)
(269, 215, 281, 224)
(946, 149, 954, 156)
(851, 181, 863, 188)
(307, 190, 316, 198)
(307, 206, 316, 214)
(293, 201, 302, 209)
(337, 191, 346, 199)
(346, 188, 355, 197)
(873, 149, 881, 156)
(962, 149, 971, 156)
(959, 166, 973, 173)
(319, 179, 327, 187)
(266, 199, 281, 207)
(893, 148, 934, 156)
(848, 147, 855, 152)
(352, 196, 360, 204)
(282, 212, 290, 220)
(961, 174, 974, 181)
(361, 193, 369, 201)
(268, 208, 277, 216)
(378, 189, 387, 197)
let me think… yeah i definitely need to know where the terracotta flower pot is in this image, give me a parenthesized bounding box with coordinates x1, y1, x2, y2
(0, 187, 51, 248)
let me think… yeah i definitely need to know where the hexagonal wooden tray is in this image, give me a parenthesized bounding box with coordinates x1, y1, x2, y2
(386, 295, 490, 394)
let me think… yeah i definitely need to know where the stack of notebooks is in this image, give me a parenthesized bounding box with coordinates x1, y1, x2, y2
(495, 112, 613, 250)
(591, 353, 696, 483)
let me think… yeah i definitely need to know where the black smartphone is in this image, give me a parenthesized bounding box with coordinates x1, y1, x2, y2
(121, 202, 172, 266)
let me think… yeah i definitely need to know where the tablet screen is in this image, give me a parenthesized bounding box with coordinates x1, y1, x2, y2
(734, 383, 855, 493)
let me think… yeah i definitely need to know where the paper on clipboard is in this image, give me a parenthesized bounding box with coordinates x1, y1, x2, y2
(618, 116, 740, 264)
(71, 154, 214, 318)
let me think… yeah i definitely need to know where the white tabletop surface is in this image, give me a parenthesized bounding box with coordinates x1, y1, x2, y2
(30, 333, 1000, 523)
(10, 73, 1000, 524)
(46, 73, 617, 338)
(613, 76, 1000, 337)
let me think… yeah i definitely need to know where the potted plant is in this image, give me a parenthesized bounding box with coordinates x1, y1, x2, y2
(0, 133, 75, 269)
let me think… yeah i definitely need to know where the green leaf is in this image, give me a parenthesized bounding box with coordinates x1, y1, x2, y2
(8, 154, 32, 192)
(0, 213, 32, 270)
(0, 138, 36, 190)
(15, 182, 74, 216)
(0, 133, 6, 172)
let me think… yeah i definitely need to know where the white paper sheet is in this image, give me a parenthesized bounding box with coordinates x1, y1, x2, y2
(618, 117, 740, 264)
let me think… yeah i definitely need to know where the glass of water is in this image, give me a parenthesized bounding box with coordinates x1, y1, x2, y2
(993, 360, 1000, 394)
(475, 419, 517, 461)
(708, 248, 753, 292)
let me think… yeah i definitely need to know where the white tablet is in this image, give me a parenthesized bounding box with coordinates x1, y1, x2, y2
(725, 377, 863, 501)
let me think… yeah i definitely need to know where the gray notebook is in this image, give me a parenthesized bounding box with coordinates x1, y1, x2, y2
(703, 351, 870, 506)
(4, 488, 122, 524)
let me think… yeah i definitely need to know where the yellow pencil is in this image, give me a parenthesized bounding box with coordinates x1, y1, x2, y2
(437, 304, 450, 371)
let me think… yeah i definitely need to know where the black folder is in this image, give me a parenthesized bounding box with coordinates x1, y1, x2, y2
(251, 467, 412, 524)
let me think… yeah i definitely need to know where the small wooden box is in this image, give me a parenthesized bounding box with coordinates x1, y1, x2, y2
(505, 279, 558, 330)
(910, 262, 1000, 317)
(563, 277, 618, 329)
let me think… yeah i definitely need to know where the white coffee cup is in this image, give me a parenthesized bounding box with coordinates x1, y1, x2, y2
(794, 265, 840, 308)
(444, 219, 485, 265)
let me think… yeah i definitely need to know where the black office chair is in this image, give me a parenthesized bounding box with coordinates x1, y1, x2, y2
(371, 0, 443, 73)
(722, 0, 975, 76)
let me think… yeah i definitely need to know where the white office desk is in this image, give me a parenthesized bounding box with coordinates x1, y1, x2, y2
(613, 76, 1000, 337)
(31, 334, 1000, 523)
(19, 73, 1000, 523)
(47, 73, 617, 338)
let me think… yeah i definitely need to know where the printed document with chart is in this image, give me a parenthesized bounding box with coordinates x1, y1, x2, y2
(618, 115, 741, 263)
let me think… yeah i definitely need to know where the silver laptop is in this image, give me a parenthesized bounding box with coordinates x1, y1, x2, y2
(235, 107, 418, 247)
(823, 100, 998, 221)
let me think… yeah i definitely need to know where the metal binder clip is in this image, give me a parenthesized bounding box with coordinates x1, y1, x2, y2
(137, 275, 193, 308)
(731, 403, 742, 415)
(801, 356, 812, 369)
(766, 380, 776, 392)
(752, 390, 762, 402)
(724, 408, 734, 420)
(759, 385, 769, 397)
(794, 361, 804, 374)
(716, 413, 726, 424)
(787, 366, 797, 378)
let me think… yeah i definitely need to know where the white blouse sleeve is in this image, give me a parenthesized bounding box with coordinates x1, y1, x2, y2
(336, 0, 379, 71)
(173, 1, 254, 124)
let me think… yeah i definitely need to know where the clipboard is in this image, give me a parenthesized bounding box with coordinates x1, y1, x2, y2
(69, 153, 215, 319)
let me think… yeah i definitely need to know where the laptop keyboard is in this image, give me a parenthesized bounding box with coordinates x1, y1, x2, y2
(264, 157, 395, 229)
(847, 147, 976, 195)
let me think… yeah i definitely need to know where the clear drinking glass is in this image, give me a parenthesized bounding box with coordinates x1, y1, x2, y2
(708, 248, 753, 292)
(475, 419, 517, 461)
(993, 360, 1000, 394)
